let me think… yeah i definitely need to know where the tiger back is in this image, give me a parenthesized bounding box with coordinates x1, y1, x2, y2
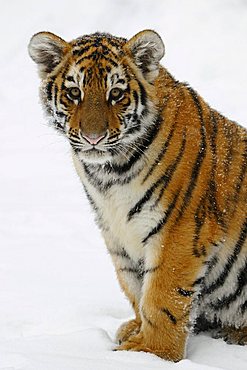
(28, 29, 247, 361)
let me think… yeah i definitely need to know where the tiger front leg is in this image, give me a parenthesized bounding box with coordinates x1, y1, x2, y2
(115, 267, 142, 344)
(115, 237, 205, 361)
(106, 241, 143, 344)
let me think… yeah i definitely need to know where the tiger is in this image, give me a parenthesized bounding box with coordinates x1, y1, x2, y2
(28, 29, 247, 362)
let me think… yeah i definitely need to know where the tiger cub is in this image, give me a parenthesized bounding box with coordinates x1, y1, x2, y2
(28, 29, 247, 361)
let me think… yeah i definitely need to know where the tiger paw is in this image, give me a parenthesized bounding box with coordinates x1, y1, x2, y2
(114, 331, 184, 361)
(115, 332, 147, 352)
(116, 319, 141, 344)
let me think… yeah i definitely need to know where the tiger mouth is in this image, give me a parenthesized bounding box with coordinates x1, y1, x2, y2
(73, 147, 106, 154)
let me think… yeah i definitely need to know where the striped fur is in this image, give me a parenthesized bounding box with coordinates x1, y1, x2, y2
(29, 30, 247, 361)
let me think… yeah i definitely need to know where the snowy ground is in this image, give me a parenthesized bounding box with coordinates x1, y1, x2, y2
(0, 1, 247, 369)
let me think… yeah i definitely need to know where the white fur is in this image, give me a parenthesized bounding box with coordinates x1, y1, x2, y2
(73, 153, 165, 264)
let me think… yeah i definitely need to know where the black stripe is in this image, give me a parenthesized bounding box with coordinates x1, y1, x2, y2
(76, 53, 118, 68)
(108, 248, 131, 260)
(202, 218, 247, 295)
(83, 186, 98, 214)
(108, 114, 163, 175)
(151, 132, 187, 208)
(119, 266, 144, 281)
(144, 265, 161, 274)
(210, 258, 247, 310)
(142, 308, 156, 328)
(106, 38, 127, 49)
(193, 245, 207, 258)
(61, 81, 67, 90)
(102, 56, 119, 68)
(120, 263, 161, 280)
(46, 79, 54, 101)
(83, 163, 107, 192)
(177, 287, 194, 297)
(73, 33, 126, 50)
(124, 120, 142, 135)
(61, 64, 70, 79)
(128, 132, 186, 221)
(175, 87, 207, 223)
(54, 84, 58, 110)
(132, 90, 139, 105)
(82, 164, 113, 192)
(53, 120, 65, 133)
(104, 73, 108, 88)
(222, 117, 234, 176)
(119, 267, 139, 273)
(107, 133, 120, 142)
(75, 52, 97, 64)
(192, 197, 207, 257)
(233, 137, 247, 205)
(137, 80, 147, 107)
(56, 111, 66, 119)
(128, 180, 161, 220)
(142, 189, 180, 244)
(79, 65, 85, 73)
(208, 110, 226, 228)
(69, 135, 81, 144)
(73, 44, 94, 56)
(161, 308, 177, 324)
(193, 198, 206, 242)
(205, 254, 219, 274)
(241, 300, 247, 313)
(142, 122, 176, 183)
(66, 75, 76, 82)
(132, 90, 139, 120)
(122, 264, 161, 280)
(82, 161, 143, 192)
(117, 78, 126, 85)
(192, 277, 204, 287)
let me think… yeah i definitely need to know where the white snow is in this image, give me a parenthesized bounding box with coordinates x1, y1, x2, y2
(0, 0, 247, 369)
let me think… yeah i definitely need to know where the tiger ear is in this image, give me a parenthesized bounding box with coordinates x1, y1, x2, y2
(28, 32, 70, 78)
(125, 30, 165, 82)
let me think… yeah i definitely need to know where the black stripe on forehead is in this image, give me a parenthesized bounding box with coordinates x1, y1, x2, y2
(72, 32, 127, 48)
(73, 43, 119, 58)
(75, 53, 119, 68)
(83, 65, 107, 86)
(72, 34, 126, 63)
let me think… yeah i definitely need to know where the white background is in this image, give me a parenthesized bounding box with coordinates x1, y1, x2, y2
(0, 1, 247, 369)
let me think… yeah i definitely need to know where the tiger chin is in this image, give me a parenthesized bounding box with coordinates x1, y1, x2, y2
(28, 29, 247, 362)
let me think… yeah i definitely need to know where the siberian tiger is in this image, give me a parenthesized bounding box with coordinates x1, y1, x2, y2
(28, 29, 247, 362)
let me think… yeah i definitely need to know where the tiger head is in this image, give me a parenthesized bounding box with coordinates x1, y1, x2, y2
(28, 30, 165, 163)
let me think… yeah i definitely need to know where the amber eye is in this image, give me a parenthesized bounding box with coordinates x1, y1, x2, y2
(109, 87, 124, 101)
(67, 87, 81, 100)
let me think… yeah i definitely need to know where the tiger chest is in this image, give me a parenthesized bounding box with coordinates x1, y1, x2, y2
(87, 180, 163, 263)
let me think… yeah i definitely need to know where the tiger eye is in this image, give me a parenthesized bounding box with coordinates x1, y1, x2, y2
(68, 87, 81, 100)
(110, 87, 124, 100)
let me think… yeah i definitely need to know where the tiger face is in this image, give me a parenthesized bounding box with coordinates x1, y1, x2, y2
(29, 30, 165, 163)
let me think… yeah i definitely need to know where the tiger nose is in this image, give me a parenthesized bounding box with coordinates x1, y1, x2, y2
(82, 133, 106, 145)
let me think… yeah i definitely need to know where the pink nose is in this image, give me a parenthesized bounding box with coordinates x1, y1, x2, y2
(82, 133, 106, 145)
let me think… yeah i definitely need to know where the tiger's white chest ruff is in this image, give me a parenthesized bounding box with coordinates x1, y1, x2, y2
(98, 185, 145, 261)
(73, 153, 164, 263)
